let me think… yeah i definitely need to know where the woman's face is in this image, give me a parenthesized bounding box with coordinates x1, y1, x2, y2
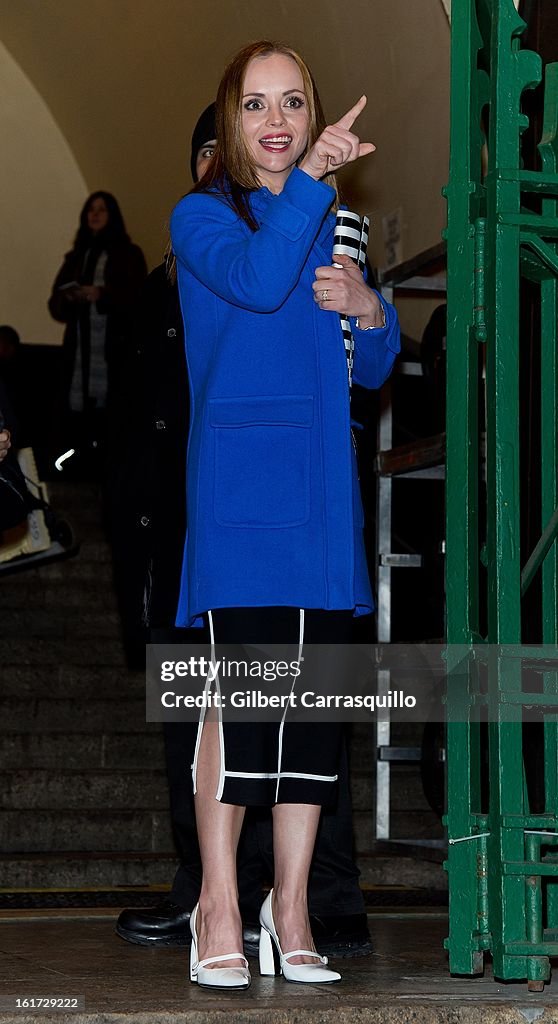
(87, 197, 109, 234)
(241, 53, 309, 193)
(195, 139, 217, 182)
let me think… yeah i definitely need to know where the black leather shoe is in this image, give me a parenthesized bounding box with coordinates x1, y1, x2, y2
(115, 900, 260, 957)
(310, 913, 373, 958)
(115, 900, 191, 947)
(240, 921, 260, 959)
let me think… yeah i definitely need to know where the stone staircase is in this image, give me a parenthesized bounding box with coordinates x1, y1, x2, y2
(0, 480, 176, 888)
(0, 480, 445, 892)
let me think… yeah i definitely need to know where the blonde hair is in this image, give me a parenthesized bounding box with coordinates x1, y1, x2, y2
(192, 40, 339, 229)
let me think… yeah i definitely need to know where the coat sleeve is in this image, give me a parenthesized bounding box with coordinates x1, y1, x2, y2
(47, 253, 80, 323)
(96, 244, 147, 316)
(350, 292, 400, 390)
(170, 168, 335, 313)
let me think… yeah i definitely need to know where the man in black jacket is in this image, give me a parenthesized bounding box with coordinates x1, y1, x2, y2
(113, 105, 371, 958)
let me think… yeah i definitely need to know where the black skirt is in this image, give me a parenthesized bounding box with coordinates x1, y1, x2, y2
(192, 606, 353, 807)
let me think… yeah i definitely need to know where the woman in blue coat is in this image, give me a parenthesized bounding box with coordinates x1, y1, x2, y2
(170, 40, 400, 990)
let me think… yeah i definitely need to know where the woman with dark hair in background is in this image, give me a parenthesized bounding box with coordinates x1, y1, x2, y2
(48, 191, 146, 472)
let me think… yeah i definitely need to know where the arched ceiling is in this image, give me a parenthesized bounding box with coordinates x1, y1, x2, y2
(0, 0, 450, 329)
(0, 38, 87, 344)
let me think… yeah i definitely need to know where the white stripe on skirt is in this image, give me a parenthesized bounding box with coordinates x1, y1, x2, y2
(274, 608, 305, 802)
(191, 609, 337, 802)
(191, 609, 225, 799)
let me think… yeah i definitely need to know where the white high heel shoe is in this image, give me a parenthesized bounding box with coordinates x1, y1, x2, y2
(259, 890, 341, 984)
(189, 904, 251, 990)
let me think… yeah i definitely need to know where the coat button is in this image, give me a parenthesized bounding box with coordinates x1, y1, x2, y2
(140, 515, 151, 527)
(167, 328, 177, 337)
(155, 419, 166, 431)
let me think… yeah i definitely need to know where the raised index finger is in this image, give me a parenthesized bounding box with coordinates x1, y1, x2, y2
(334, 94, 367, 132)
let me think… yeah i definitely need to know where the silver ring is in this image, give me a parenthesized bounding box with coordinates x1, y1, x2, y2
(321, 289, 329, 302)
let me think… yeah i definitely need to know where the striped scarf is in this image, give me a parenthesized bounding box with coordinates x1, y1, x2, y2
(333, 211, 370, 389)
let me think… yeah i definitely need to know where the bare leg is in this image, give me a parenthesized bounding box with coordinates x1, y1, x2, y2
(194, 720, 246, 968)
(271, 803, 321, 965)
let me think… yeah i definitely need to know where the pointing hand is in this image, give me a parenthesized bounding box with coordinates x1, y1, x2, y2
(300, 95, 375, 181)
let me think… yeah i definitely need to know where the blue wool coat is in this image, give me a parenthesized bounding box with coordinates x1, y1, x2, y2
(170, 167, 400, 628)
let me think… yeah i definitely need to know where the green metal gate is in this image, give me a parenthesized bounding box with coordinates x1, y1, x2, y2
(445, 0, 558, 988)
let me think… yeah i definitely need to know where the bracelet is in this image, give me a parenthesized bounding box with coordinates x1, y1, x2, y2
(355, 305, 387, 331)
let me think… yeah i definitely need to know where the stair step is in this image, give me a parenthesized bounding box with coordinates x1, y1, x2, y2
(351, 768, 434, 813)
(353, 809, 444, 853)
(35, 559, 114, 582)
(0, 852, 178, 887)
(0, 698, 147, 732)
(358, 852, 447, 889)
(0, 637, 126, 667)
(0, 851, 446, 890)
(0, 809, 174, 854)
(0, 665, 144, 699)
(0, 769, 168, 810)
(0, 732, 163, 770)
(47, 481, 103, 507)
(1, 609, 121, 638)
(73, 539, 112, 563)
(9, 538, 113, 568)
(0, 582, 119, 611)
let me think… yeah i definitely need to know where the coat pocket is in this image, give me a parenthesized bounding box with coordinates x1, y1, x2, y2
(209, 395, 313, 529)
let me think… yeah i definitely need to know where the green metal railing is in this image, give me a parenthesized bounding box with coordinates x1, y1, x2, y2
(445, 0, 558, 988)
